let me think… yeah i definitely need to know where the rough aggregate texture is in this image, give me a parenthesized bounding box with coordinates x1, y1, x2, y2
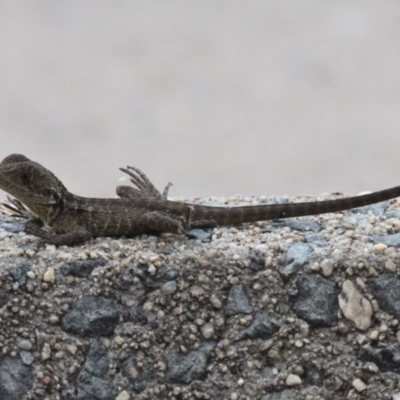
(1, 194, 400, 399)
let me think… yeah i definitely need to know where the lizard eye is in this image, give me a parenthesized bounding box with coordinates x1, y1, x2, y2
(19, 172, 32, 184)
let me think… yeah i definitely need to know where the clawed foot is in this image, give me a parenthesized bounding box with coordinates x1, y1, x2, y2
(24, 218, 45, 235)
(1, 196, 37, 219)
(118, 166, 172, 199)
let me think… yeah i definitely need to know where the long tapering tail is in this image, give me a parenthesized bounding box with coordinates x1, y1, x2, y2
(188, 185, 400, 226)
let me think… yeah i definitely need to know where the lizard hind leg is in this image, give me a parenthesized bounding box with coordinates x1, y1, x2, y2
(117, 166, 172, 199)
(142, 211, 188, 234)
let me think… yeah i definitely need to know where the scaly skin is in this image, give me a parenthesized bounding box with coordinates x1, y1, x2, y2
(0, 153, 400, 245)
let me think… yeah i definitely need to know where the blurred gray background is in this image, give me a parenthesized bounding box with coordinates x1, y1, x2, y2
(0, 1, 399, 200)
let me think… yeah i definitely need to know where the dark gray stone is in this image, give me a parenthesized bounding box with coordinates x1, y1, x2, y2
(122, 358, 155, 393)
(261, 390, 300, 400)
(370, 232, 400, 248)
(279, 242, 314, 280)
(9, 261, 32, 291)
(359, 345, 400, 373)
(276, 219, 321, 232)
(0, 218, 25, 234)
(187, 228, 213, 242)
(0, 357, 33, 400)
(232, 310, 279, 342)
(225, 283, 253, 317)
(304, 363, 325, 387)
(165, 342, 215, 384)
(305, 234, 327, 247)
(354, 202, 388, 217)
(160, 268, 180, 280)
(76, 340, 118, 400)
(82, 340, 109, 376)
(384, 211, 400, 220)
(248, 249, 266, 271)
(343, 214, 370, 227)
(369, 273, 400, 320)
(61, 296, 119, 336)
(265, 196, 289, 205)
(60, 259, 104, 278)
(292, 273, 339, 327)
(0, 289, 8, 308)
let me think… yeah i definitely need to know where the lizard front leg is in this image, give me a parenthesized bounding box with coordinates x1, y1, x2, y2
(117, 166, 172, 199)
(25, 219, 91, 246)
(2, 196, 37, 220)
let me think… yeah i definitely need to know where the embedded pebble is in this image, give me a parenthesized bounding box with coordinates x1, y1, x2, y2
(320, 258, 335, 276)
(60, 259, 102, 277)
(41, 343, 51, 361)
(371, 232, 400, 248)
(43, 267, 55, 283)
(0, 357, 33, 398)
(116, 391, 131, 400)
(225, 284, 253, 317)
(232, 310, 279, 342)
(161, 281, 177, 295)
(77, 340, 118, 398)
(279, 242, 314, 280)
(20, 351, 34, 365)
(369, 273, 400, 320)
(201, 323, 215, 339)
(277, 219, 321, 232)
(293, 273, 339, 327)
(165, 342, 215, 384)
(60, 296, 119, 336)
(359, 345, 400, 373)
(374, 243, 388, 252)
(339, 280, 373, 330)
(385, 259, 397, 272)
(16, 339, 32, 350)
(210, 295, 222, 309)
(286, 374, 302, 386)
(352, 378, 367, 392)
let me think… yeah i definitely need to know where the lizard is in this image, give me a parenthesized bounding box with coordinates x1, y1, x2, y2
(0, 153, 400, 246)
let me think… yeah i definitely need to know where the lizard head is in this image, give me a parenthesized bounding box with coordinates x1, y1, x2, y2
(0, 154, 68, 217)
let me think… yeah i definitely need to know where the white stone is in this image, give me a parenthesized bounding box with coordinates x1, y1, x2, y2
(43, 267, 55, 283)
(352, 378, 367, 392)
(41, 343, 51, 361)
(210, 295, 222, 309)
(339, 280, 373, 330)
(286, 374, 302, 386)
(201, 323, 215, 339)
(320, 259, 334, 276)
(116, 391, 131, 400)
(161, 281, 177, 295)
(16, 339, 32, 350)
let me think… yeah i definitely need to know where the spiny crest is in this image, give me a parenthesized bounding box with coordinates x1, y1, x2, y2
(45, 167, 68, 194)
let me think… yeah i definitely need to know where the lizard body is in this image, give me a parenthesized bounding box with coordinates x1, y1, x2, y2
(0, 153, 399, 245)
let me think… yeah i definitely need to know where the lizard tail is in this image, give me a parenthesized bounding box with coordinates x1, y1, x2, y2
(189, 185, 400, 226)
